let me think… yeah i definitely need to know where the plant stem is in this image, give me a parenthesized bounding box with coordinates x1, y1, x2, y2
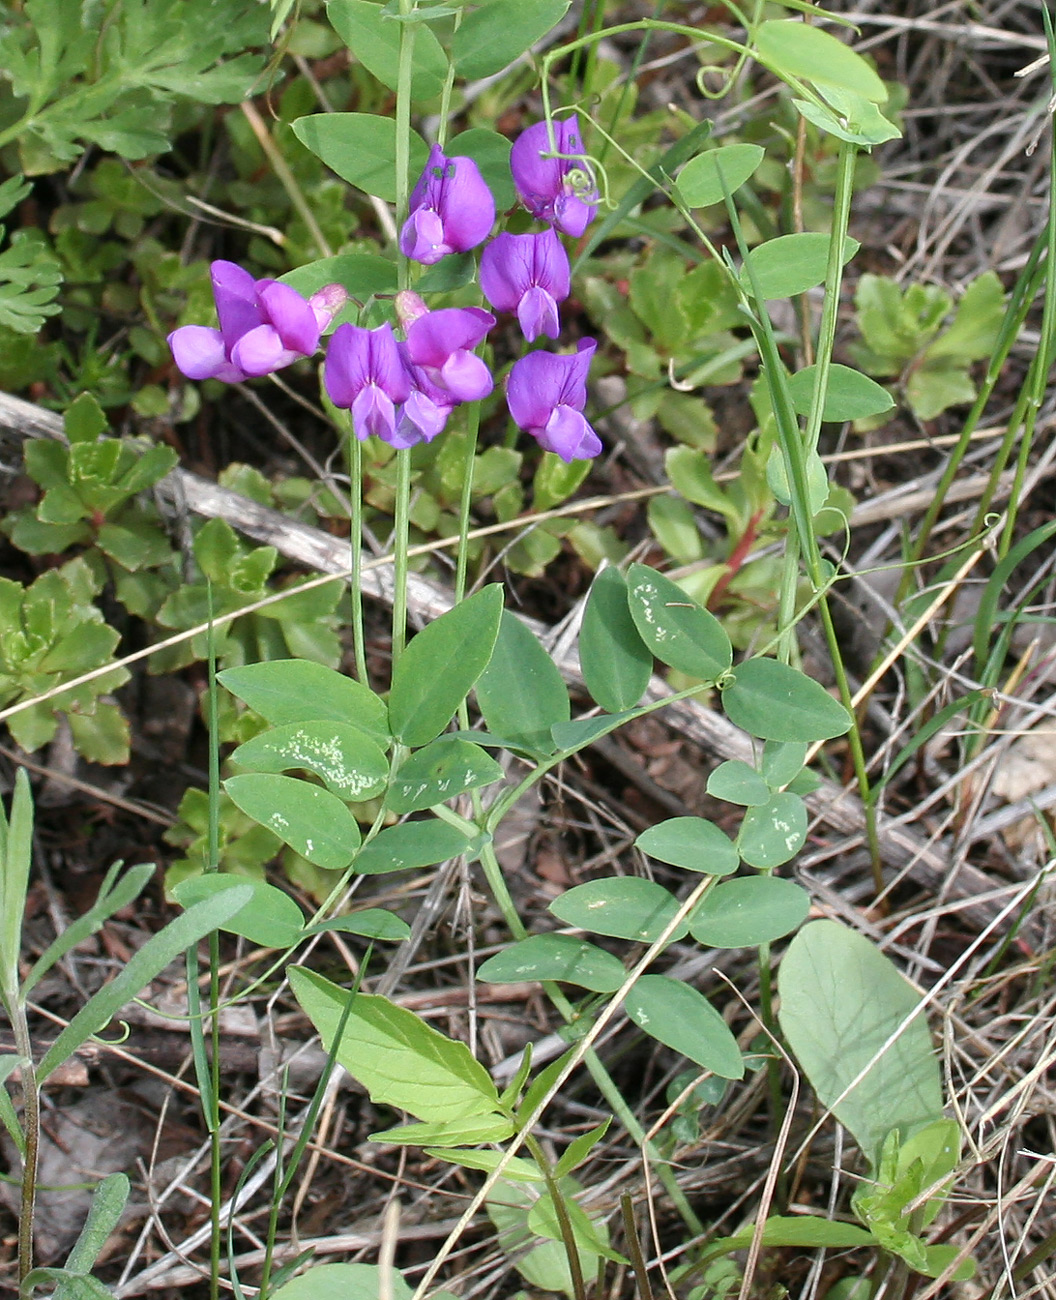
(522, 1132, 587, 1300)
(346, 424, 369, 683)
(391, 447, 412, 668)
(11, 1002, 38, 1283)
(455, 409, 481, 604)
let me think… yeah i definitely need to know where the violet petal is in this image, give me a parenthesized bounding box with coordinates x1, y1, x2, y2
(352, 384, 397, 443)
(210, 260, 262, 351)
(232, 324, 298, 377)
(516, 286, 561, 342)
(168, 325, 231, 381)
(259, 281, 320, 355)
(439, 350, 493, 402)
(439, 155, 495, 252)
(538, 405, 602, 462)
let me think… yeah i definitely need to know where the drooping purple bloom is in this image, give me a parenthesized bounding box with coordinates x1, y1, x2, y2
(479, 229, 570, 342)
(404, 307, 496, 402)
(510, 116, 598, 238)
(168, 260, 345, 383)
(324, 322, 412, 443)
(392, 365, 456, 449)
(400, 145, 496, 265)
(506, 339, 601, 463)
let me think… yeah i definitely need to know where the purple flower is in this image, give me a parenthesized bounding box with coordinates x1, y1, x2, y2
(392, 367, 455, 449)
(404, 307, 495, 402)
(510, 116, 598, 238)
(400, 145, 496, 265)
(507, 339, 601, 463)
(324, 323, 412, 443)
(168, 260, 344, 383)
(479, 229, 570, 342)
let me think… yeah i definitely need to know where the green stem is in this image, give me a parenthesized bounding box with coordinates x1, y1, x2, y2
(346, 425, 369, 684)
(394, 0, 418, 288)
(391, 447, 412, 669)
(522, 1132, 587, 1300)
(10, 1002, 38, 1284)
(205, 590, 223, 1300)
(454, 406, 481, 604)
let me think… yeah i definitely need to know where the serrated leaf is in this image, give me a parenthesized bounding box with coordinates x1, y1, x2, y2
(289, 966, 502, 1121)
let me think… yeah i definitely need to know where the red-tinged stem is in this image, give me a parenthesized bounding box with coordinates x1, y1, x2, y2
(707, 508, 764, 612)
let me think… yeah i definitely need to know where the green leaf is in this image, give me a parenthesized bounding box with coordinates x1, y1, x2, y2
(58, 1172, 129, 1283)
(477, 934, 626, 993)
(224, 773, 361, 870)
(218, 659, 389, 743)
(676, 143, 765, 208)
(0, 229, 62, 333)
(755, 19, 888, 103)
(549, 878, 688, 942)
(579, 567, 653, 713)
(787, 364, 895, 421)
(354, 819, 478, 874)
(735, 791, 808, 869)
(706, 760, 772, 806)
(476, 612, 570, 754)
(794, 88, 900, 146)
(689, 875, 810, 947)
(722, 657, 851, 742)
(487, 1176, 605, 1296)
(37, 886, 253, 1083)
(706, 1215, 874, 1259)
(625, 975, 744, 1079)
(386, 737, 503, 814)
(778, 920, 944, 1167)
(388, 585, 504, 747)
(452, 0, 570, 78)
(230, 720, 388, 801)
(64, 391, 108, 444)
(761, 740, 808, 789)
(553, 1118, 611, 1179)
(635, 817, 740, 876)
(173, 874, 305, 948)
(927, 271, 1005, 363)
(306, 910, 410, 941)
(326, 0, 448, 99)
(449, 127, 516, 211)
(626, 563, 732, 681)
(906, 359, 975, 421)
(279, 253, 398, 316)
(291, 113, 429, 202)
(741, 233, 859, 300)
(270, 1263, 412, 1300)
(67, 702, 130, 765)
(289, 966, 502, 1121)
(371, 1112, 514, 1145)
(426, 1147, 543, 1182)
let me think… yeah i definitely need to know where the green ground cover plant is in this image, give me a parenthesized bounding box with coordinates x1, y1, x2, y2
(0, 1, 1053, 1298)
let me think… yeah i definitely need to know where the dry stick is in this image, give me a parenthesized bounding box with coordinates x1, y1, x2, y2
(0, 391, 1031, 939)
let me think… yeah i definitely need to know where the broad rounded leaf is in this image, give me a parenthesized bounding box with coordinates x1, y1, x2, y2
(755, 19, 888, 103)
(478, 934, 625, 993)
(224, 773, 361, 870)
(761, 740, 808, 789)
(778, 920, 944, 1166)
(476, 611, 570, 755)
(741, 233, 859, 300)
(788, 364, 895, 422)
(676, 143, 765, 207)
(231, 720, 388, 801)
(389, 585, 504, 747)
(736, 792, 809, 869)
(326, 0, 449, 100)
(217, 659, 388, 742)
(270, 1263, 412, 1300)
(625, 975, 744, 1079)
(291, 113, 429, 202)
(689, 875, 810, 948)
(580, 567, 653, 713)
(387, 738, 503, 815)
(706, 760, 772, 806)
(174, 874, 304, 948)
(354, 820, 477, 874)
(635, 817, 739, 876)
(627, 563, 732, 681)
(452, 0, 570, 78)
(722, 657, 851, 742)
(550, 878, 688, 942)
(289, 967, 501, 1122)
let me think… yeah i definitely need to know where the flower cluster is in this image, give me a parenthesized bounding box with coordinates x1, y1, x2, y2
(168, 115, 603, 463)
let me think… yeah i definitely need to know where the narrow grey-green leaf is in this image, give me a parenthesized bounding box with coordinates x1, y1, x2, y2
(289, 967, 501, 1121)
(580, 567, 653, 713)
(627, 563, 732, 681)
(625, 975, 744, 1079)
(778, 920, 944, 1167)
(218, 659, 388, 742)
(477, 934, 625, 993)
(550, 878, 689, 942)
(231, 720, 388, 801)
(38, 887, 253, 1082)
(476, 611, 570, 754)
(722, 657, 851, 742)
(224, 773, 361, 870)
(389, 585, 504, 747)
(386, 738, 503, 815)
(689, 875, 810, 948)
(635, 817, 740, 876)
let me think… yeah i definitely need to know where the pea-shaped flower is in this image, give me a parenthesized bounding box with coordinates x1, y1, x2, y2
(507, 339, 601, 463)
(479, 229, 570, 342)
(324, 322, 412, 444)
(400, 145, 496, 265)
(510, 116, 598, 238)
(404, 307, 496, 402)
(168, 260, 344, 382)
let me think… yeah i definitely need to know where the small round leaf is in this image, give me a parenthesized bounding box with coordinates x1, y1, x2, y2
(636, 817, 740, 876)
